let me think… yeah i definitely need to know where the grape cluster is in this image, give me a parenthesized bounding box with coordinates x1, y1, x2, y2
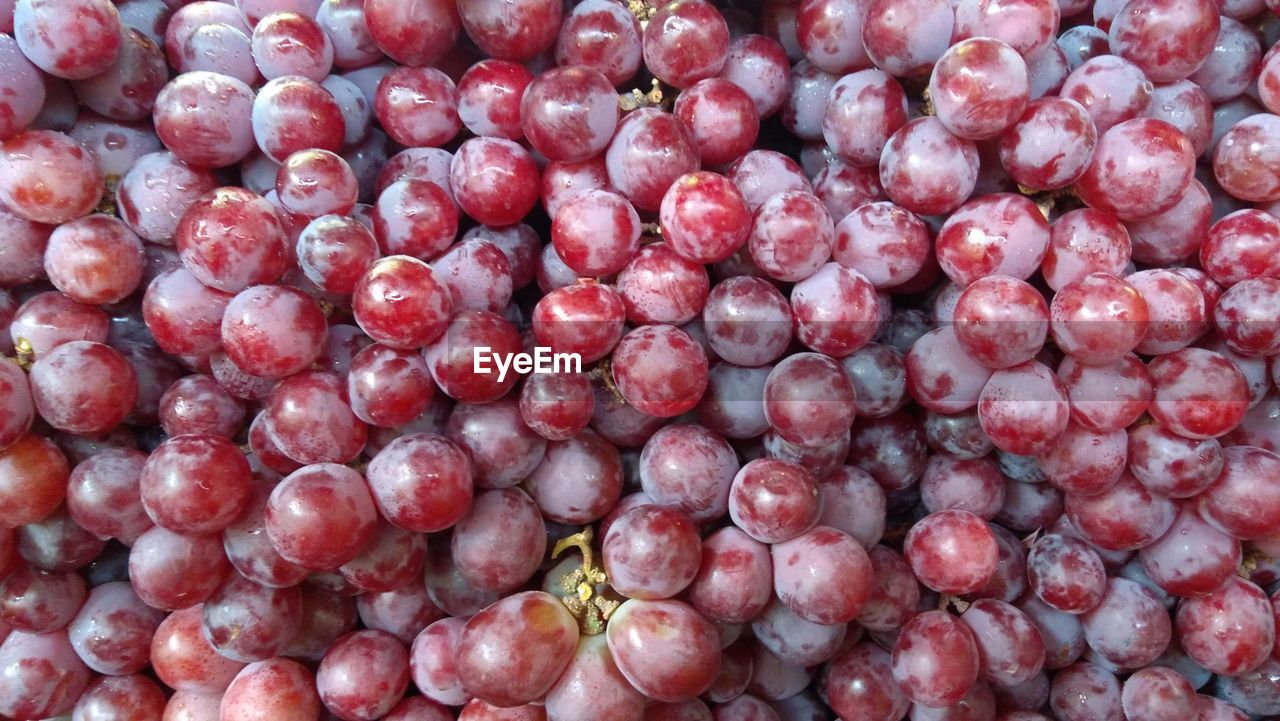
(1, 0, 1280, 720)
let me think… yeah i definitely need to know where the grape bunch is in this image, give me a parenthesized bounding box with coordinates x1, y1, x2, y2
(2, 0, 1280, 720)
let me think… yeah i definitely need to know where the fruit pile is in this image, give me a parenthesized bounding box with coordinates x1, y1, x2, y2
(1, 0, 1280, 719)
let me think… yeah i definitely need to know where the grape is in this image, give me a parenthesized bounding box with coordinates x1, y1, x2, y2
(443, 402, 542, 493)
(811, 163, 889, 242)
(315, 630, 410, 721)
(700, 278, 790, 368)
(363, 0, 458, 66)
(73, 673, 168, 721)
(128, 526, 229, 611)
(873, 8, 950, 70)
(42, 214, 145, 306)
(452, 488, 545, 594)
(202, 573, 302, 663)
(847, 410, 929, 491)
(706, 641, 754, 704)
(1080, 118, 1197, 220)
(1120, 667, 1196, 721)
(163, 690, 223, 721)
(1127, 268, 1208, 355)
(906, 327, 994, 414)
(139, 434, 251, 535)
(1147, 347, 1248, 440)
(552, 190, 641, 277)
(879, 117, 980, 216)
(252, 75, 344, 162)
(352, 256, 452, 351)
(642, 0, 729, 88)
(892, 610, 981, 707)
(772, 526, 872, 625)
(1198, 445, 1280, 540)
(609, 324, 708, 418)
(1214, 277, 1280, 357)
(13, 0, 121, 80)
(456, 591, 578, 707)
(355, 579, 444, 645)
(1049, 273, 1150, 366)
(221, 657, 321, 721)
(823, 642, 909, 721)
(1048, 662, 1122, 721)
(1140, 502, 1240, 600)
(29, 340, 137, 436)
(347, 345, 434, 429)
(960, 598, 1046, 686)
(526, 432, 624, 526)
(608, 109, 701, 213)
(1142, 80, 1214, 156)
(521, 66, 618, 164)
(604, 502, 702, 598)
(152, 72, 258, 169)
(747, 191, 834, 282)
(554, 0, 641, 86)
(764, 359, 855, 455)
(1056, 25, 1107, 70)
(953, 276, 1049, 370)
(1128, 422, 1223, 499)
(273, 150, 358, 220)
(547, 633, 647, 721)
(1108, 0, 1219, 84)
(821, 70, 907, 168)
(919, 456, 1005, 519)
(660, 172, 753, 266)
(904, 509, 999, 595)
(72, 26, 168, 123)
(224, 476, 311, 585)
(673, 78, 760, 167)
(1193, 20, 1260, 105)
(978, 361, 1071, 456)
(746, 646, 811, 704)
(67, 580, 164, 675)
(1060, 56, 1153, 135)
(616, 243, 709, 326)
(1000, 98, 1097, 191)
(178, 21, 257, 84)
(250, 11, 332, 81)
(262, 463, 376, 571)
(683, 526, 771, 624)
(407, 617, 470, 709)
(728, 149, 812, 213)
(1079, 576, 1171, 668)
(1201, 209, 1280, 286)
(360, 433, 472, 534)
(425, 309, 524, 403)
(795, 0, 870, 74)
(450, 137, 543, 226)
(0, 565, 85, 633)
(831, 202, 927, 290)
(931, 38, 1030, 141)
(8, 291, 110, 363)
(1261, 46, 1280, 115)
(151, 605, 246, 694)
(0, 629, 91, 719)
(1056, 354, 1151, 435)
(0, 34, 43, 141)
(790, 263, 880, 357)
(1025, 533, 1106, 615)
(514, 372, 590, 443)
(456, 59, 530, 142)
(608, 598, 721, 701)
(1, 130, 105, 224)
